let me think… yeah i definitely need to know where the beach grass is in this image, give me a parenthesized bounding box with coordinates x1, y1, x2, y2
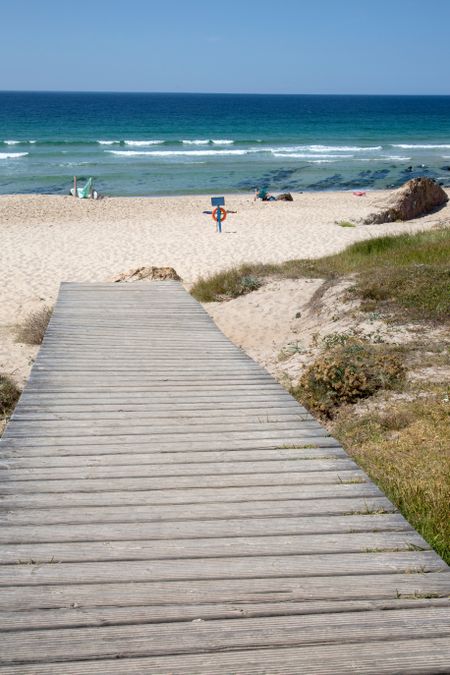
(191, 227, 450, 322)
(334, 388, 450, 563)
(15, 306, 53, 345)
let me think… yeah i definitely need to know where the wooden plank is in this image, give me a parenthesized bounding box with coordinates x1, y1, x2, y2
(0, 496, 396, 524)
(0, 531, 429, 564)
(0, 607, 449, 665)
(0, 436, 344, 456)
(0, 551, 444, 585)
(1, 598, 449, 633)
(0, 484, 382, 509)
(0, 469, 368, 492)
(1, 637, 448, 674)
(0, 448, 347, 468)
(0, 513, 412, 544)
(1, 457, 358, 477)
(0, 474, 373, 497)
(4, 572, 450, 612)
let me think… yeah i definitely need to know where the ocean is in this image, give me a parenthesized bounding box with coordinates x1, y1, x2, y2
(1, 92, 450, 196)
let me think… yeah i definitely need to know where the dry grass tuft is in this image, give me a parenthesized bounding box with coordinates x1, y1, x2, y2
(333, 390, 450, 563)
(0, 374, 20, 419)
(15, 306, 53, 345)
(191, 269, 263, 302)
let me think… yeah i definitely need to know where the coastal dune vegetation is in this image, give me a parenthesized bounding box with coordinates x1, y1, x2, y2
(191, 228, 450, 322)
(15, 306, 53, 345)
(0, 374, 20, 434)
(192, 227, 450, 562)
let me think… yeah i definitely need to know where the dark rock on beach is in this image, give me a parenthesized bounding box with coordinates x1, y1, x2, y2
(363, 177, 448, 224)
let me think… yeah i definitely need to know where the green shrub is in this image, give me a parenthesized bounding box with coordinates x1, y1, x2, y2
(15, 306, 53, 345)
(293, 338, 405, 418)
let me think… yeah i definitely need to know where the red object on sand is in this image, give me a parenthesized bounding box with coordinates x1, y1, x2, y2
(353, 191, 366, 197)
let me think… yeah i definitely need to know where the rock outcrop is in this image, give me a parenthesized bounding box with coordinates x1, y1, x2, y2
(363, 177, 448, 224)
(109, 266, 181, 282)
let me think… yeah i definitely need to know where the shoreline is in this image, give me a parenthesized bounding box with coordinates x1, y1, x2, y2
(0, 187, 393, 199)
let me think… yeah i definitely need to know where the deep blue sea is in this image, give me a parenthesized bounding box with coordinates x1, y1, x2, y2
(1, 92, 450, 196)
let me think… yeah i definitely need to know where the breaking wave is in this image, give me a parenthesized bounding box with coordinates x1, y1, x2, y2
(0, 152, 29, 159)
(392, 144, 450, 149)
(109, 149, 246, 157)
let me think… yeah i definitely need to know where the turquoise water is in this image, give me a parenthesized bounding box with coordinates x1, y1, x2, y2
(1, 92, 450, 195)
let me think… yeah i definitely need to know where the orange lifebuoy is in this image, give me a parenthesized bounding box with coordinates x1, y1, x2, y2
(212, 206, 227, 222)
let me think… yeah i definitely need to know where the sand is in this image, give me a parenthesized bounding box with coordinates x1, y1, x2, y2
(1, 189, 449, 386)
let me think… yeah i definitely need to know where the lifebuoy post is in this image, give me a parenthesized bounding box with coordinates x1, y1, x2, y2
(211, 196, 226, 233)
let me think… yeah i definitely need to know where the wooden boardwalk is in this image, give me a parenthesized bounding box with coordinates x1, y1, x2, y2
(0, 281, 449, 674)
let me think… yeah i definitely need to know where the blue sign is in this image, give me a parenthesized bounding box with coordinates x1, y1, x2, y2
(211, 196, 225, 207)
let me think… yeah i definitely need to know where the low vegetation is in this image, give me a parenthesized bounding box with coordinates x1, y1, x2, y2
(192, 226, 450, 563)
(0, 374, 20, 420)
(334, 390, 450, 563)
(292, 337, 405, 418)
(15, 306, 53, 345)
(191, 269, 262, 302)
(191, 227, 450, 323)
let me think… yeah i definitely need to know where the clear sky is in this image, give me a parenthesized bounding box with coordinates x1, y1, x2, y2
(1, 0, 450, 94)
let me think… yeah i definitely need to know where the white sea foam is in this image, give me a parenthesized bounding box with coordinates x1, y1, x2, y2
(109, 149, 247, 157)
(272, 152, 351, 160)
(382, 155, 412, 161)
(267, 145, 381, 154)
(211, 139, 234, 145)
(124, 140, 165, 146)
(392, 144, 450, 149)
(182, 140, 210, 145)
(308, 144, 382, 152)
(97, 140, 120, 145)
(353, 156, 412, 162)
(0, 152, 29, 159)
(4, 140, 21, 145)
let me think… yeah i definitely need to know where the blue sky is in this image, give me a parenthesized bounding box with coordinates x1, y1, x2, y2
(1, 0, 450, 94)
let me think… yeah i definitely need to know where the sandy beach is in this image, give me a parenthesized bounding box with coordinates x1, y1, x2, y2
(1, 189, 449, 385)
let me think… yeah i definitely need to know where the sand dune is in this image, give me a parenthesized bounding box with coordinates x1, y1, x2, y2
(1, 190, 448, 384)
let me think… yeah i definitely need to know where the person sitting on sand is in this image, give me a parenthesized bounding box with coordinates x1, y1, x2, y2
(254, 187, 276, 202)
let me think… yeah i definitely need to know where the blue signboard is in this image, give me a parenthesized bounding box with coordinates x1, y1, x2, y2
(211, 196, 225, 207)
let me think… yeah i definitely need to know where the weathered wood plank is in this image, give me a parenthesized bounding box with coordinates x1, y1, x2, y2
(1, 637, 448, 674)
(0, 531, 429, 564)
(1, 607, 449, 665)
(1, 598, 448, 633)
(0, 457, 358, 478)
(0, 551, 444, 585)
(0, 496, 396, 525)
(4, 572, 450, 612)
(0, 513, 412, 544)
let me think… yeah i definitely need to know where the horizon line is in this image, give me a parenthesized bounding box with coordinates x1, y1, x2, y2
(1, 89, 450, 97)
